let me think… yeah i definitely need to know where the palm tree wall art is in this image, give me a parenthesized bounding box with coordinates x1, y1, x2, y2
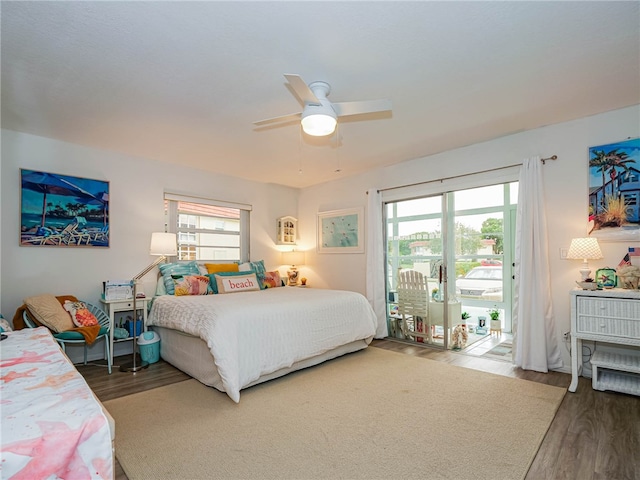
(20, 169, 110, 247)
(588, 138, 640, 241)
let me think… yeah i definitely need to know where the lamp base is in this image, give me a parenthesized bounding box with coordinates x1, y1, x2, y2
(287, 268, 300, 286)
(579, 265, 592, 281)
(119, 355, 149, 373)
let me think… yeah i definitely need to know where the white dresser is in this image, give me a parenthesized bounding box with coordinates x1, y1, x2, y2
(569, 288, 640, 395)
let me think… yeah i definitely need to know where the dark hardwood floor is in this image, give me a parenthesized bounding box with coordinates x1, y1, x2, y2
(78, 340, 640, 480)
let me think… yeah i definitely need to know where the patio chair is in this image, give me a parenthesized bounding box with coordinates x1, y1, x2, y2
(22, 301, 112, 373)
(397, 270, 432, 342)
(90, 225, 109, 242)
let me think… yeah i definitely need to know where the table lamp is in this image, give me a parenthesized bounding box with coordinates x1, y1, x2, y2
(120, 232, 177, 373)
(566, 237, 603, 281)
(282, 250, 305, 286)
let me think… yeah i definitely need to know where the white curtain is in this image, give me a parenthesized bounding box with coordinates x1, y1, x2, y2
(366, 188, 388, 338)
(513, 157, 563, 372)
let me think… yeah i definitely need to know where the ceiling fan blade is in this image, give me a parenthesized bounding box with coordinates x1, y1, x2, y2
(332, 99, 392, 117)
(284, 74, 319, 105)
(253, 112, 302, 126)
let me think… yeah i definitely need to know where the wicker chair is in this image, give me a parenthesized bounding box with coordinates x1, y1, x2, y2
(23, 301, 111, 373)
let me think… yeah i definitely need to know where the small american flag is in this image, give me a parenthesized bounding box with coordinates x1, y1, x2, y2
(629, 247, 639, 256)
(618, 253, 632, 267)
(629, 248, 640, 266)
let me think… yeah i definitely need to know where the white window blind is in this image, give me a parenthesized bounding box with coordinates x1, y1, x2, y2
(164, 193, 250, 262)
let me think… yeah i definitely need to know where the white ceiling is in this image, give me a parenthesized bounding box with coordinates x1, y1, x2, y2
(2, 1, 639, 189)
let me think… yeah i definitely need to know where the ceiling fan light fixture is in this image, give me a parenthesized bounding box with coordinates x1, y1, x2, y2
(301, 113, 337, 136)
(301, 104, 337, 136)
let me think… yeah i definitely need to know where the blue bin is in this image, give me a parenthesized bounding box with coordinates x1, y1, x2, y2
(137, 331, 160, 364)
(125, 319, 143, 337)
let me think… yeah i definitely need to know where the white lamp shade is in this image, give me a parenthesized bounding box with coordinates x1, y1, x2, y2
(282, 250, 305, 266)
(150, 232, 177, 256)
(566, 237, 603, 260)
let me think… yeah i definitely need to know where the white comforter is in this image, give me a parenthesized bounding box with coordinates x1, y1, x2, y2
(147, 287, 377, 402)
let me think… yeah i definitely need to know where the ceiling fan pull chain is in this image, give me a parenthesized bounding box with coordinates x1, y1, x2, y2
(298, 123, 303, 175)
(335, 123, 341, 173)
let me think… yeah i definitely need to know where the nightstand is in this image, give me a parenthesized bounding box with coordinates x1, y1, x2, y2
(569, 288, 640, 395)
(99, 297, 152, 373)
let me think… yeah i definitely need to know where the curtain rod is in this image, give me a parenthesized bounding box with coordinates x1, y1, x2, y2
(371, 155, 557, 194)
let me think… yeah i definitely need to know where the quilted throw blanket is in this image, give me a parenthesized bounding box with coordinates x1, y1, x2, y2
(0, 327, 113, 480)
(148, 287, 378, 402)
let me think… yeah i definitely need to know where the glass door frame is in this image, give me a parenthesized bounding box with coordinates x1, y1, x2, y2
(384, 193, 450, 349)
(384, 180, 518, 347)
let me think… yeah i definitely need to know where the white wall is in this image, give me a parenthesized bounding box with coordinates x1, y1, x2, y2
(0, 129, 298, 356)
(2, 106, 638, 370)
(298, 105, 640, 372)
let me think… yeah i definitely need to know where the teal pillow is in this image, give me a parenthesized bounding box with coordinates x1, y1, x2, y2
(158, 261, 200, 295)
(237, 260, 267, 289)
(207, 270, 256, 294)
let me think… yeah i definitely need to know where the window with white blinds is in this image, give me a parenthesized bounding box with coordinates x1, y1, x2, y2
(164, 193, 251, 262)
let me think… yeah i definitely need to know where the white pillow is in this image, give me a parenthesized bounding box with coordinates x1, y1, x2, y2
(215, 273, 260, 294)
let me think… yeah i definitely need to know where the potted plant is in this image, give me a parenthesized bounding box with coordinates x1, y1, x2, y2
(488, 307, 501, 331)
(461, 311, 472, 332)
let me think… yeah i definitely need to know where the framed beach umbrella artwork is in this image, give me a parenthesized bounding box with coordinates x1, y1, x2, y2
(588, 137, 640, 242)
(20, 169, 110, 247)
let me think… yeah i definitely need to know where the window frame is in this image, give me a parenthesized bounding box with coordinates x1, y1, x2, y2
(164, 192, 251, 263)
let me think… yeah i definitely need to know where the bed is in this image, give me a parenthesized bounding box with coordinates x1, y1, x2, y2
(0, 327, 114, 479)
(147, 287, 378, 402)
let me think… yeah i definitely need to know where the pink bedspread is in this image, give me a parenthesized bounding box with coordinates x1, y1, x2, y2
(1, 327, 113, 479)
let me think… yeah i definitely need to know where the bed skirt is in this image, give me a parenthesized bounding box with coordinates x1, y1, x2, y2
(152, 326, 372, 393)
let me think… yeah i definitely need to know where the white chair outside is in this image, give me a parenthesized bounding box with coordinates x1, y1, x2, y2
(397, 270, 432, 342)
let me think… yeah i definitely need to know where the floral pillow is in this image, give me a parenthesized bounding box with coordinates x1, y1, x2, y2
(172, 274, 212, 296)
(262, 271, 282, 289)
(63, 300, 99, 327)
(158, 261, 200, 295)
(0, 314, 13, 333)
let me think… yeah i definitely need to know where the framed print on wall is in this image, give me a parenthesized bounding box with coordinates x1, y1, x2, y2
(20, 169, 110, 247)
(317, 207, 364, 254)
(588, 137, 640, 242)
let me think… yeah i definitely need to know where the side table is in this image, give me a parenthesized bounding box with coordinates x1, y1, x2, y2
(99, 296, 151, 374)
(569, 288, 640, 395)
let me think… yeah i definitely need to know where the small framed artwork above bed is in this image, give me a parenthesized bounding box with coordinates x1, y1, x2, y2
(317, 207, 364, 254)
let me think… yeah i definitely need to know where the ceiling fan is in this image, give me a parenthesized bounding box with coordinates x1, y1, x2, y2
(254, 74, 392, 137)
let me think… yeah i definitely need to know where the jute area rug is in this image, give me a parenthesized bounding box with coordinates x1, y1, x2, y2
(104, 347, 565, 480)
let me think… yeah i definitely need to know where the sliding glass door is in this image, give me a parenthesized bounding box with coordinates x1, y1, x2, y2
(385, 182, 517, 348)
(451, 183, 517, 334)
(386, 195, 452, 348)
